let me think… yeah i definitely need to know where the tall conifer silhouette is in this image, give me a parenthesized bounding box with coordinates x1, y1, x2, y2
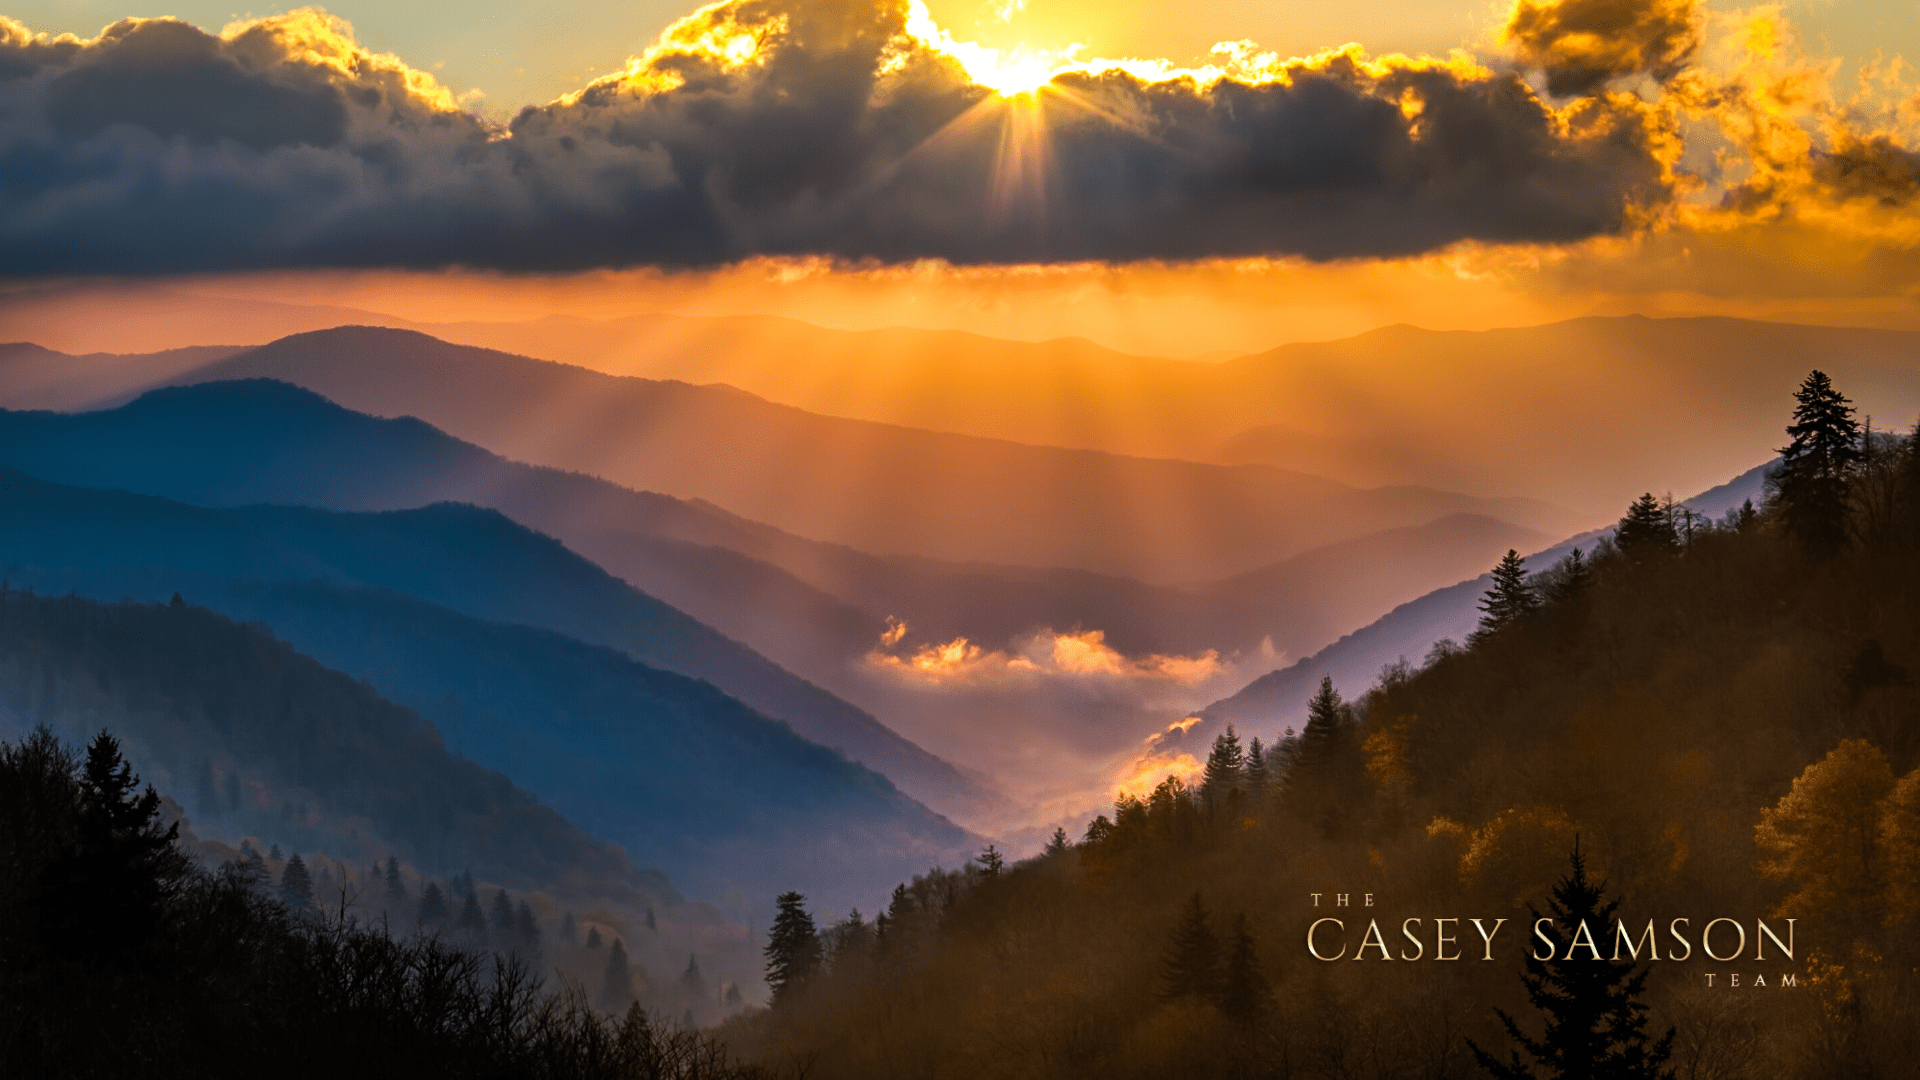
(1469, 840, 1675, 1080)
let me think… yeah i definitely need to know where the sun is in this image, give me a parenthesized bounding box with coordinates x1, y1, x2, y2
(904, 0, 1065, 98)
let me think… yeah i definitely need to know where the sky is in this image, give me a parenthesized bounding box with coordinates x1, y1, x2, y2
(4, 0, 1914, 115)
(1, 0, 1918, 355)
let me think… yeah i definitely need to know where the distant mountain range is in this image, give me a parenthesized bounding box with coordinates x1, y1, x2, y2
(2, 326, 1573, 581)
(0, 585, 674, 907)
(0, 468, 976, 908)
(8, 295, 1911, 522)
(0, 381, 1001, 825)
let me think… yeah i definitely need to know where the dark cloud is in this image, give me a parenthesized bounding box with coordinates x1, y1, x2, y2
(1503, 0, 1699, 97)
(0, 2, 1675, 273)
(1814, 137, 1920, 207)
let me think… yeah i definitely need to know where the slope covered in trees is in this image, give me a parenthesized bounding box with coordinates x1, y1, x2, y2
(720, 373, 1920, 1080)
(0, 383, 999, 825)
(0, 727, 769, 1080)
(0, 587, 666, 905)
(0, 471, 975, 907)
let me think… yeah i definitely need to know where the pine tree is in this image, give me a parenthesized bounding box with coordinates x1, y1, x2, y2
(764, 891, 822, 1007)
(601, 937, 634, 1011)
(457, 891, 488, 947)
(1548, 547, 1593, 603)
(279, 854, 314, 913)
(1217, 912, 1272, 1025)
(384, 856, 404, 906)
(1615, 493, 1678, 559)
(1245, 738, 1269, 797)
(681, 953, 708, 998)
(1201, 726, 1246, 803)
(1469, 840, 1676, 1080)
(1161, 892, 1221, 1001)
(1294, 677, 1349, 776)
(417, 882, 450, 928)
(515, 900, 542, 958)
(1043, 827, 1071, 856)
(585, 925, 603, 949)
(490, 888, 516, 942)
(1772, 369, 1864, 558)
(41, 730, 188, 962)
(1473, 550, 1539, 643)
(977, 844, 1005, 877)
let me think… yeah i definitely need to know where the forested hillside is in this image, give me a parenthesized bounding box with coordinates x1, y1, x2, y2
(722, 373, 1920, 1080)
(0, 470, 976, 907)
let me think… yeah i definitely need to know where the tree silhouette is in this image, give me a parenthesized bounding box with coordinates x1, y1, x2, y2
(1469, 840, 1675, 1080)
(416, 881, 450, 928)
(1294, 677, 1350, 776)
(1160, 892, 1221, 1001)
(764, 891, 822, 1007)
(1245, 738, 1269, 797)
(491, 887, 516, 942)
(279, 853, 313, 913)
(383, 855, 404, 907)
(1202, 726, 1246, 806)
(585, 925, 603, 949)
(1548, 547, 1593, 603)
(1773, 369, 1863, 558)
(1043, 827, 1071, 856)
(457, 890, 488, 947)
(39, 730, 187, 964)
(977, 844, 1005, 877)
(602, 937, 634, 1011)
(1217, 912, 1272, 1025)
(515, 900, 542, 958)
(682, 953, 708, 999)
(1473, 550, 1539, 644)
(1615, 494, 1678, 559)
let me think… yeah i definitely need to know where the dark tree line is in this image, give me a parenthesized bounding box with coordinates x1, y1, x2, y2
(0, 726, 772, 1080)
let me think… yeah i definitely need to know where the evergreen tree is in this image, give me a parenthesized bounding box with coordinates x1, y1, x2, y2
(764, 891, 822, 1007)
(585, 925, 603, 949)
(457, 890, 488, 947)
(1772, 369, 1864, 558)
(977, 844, 1005, 877)
(515, 900, 542, 958)
(681, 953, 708, 999)
(416, 882, 450, 928)
(1245, 738, 1269, 797)
(1615, 493, 1678, 559)
(1548, 547, 1593, 603)
(1217, 912, 1272, 1025)
(384, 856, 404, 906)
(1294, 677, 1349, 776)
(601, 937, 633, 1011)
(560, 911, 578, 945)
(279, 854, 314, 913)
(1160, 892, 1221, 1001)
(40, 730, 188, 963)
(1201, 726, 1246, 802)
(490, 888, 516, 941)
(1469, 840, 1676, 1080)
(1473, 550, 1540, 642)
(1043, 827, 1071, 856)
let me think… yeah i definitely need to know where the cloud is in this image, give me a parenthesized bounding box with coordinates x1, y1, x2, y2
(1502, 0, 1700, 97)
(865, 622, 1222, 688)
(0, 0, 1676, 273)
